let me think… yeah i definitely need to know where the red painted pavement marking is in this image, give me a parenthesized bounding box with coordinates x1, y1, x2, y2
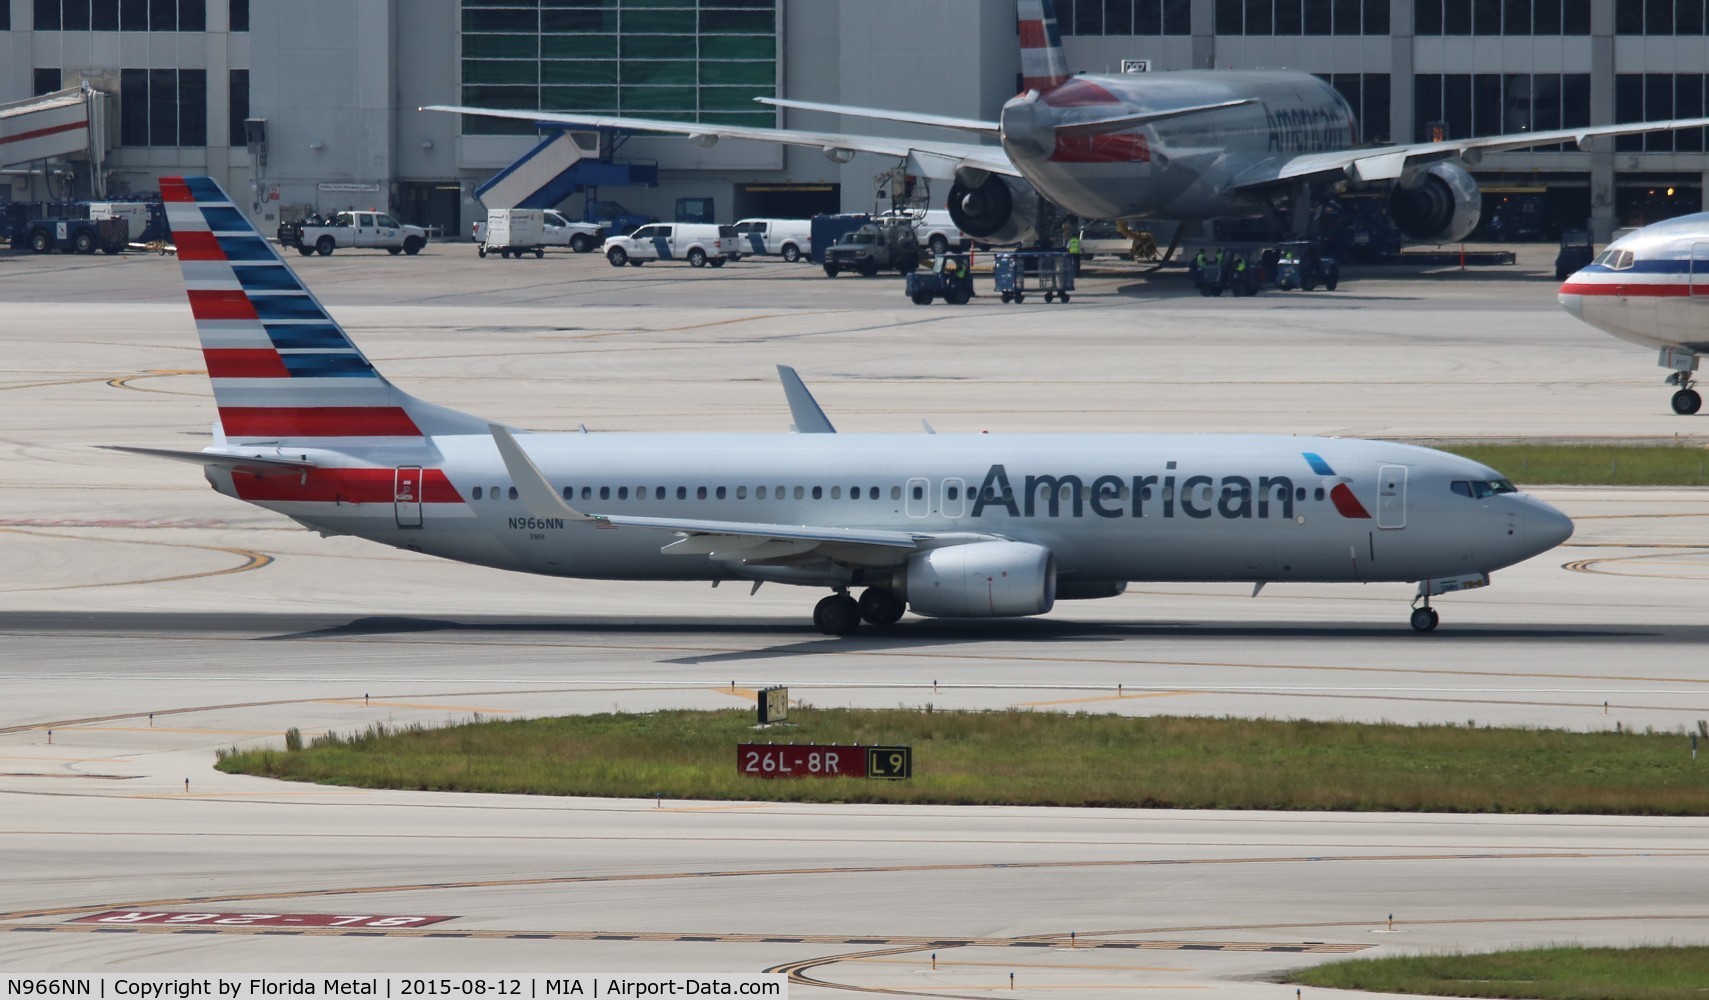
(72, 911, 455, 928)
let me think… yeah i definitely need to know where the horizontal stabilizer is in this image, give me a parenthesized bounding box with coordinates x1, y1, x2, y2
(1053, 98, 1257, 137)
(101, 445, 318, 479)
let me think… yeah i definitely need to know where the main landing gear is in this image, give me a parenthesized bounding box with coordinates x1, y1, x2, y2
(813, 587, 905, 635)
(1668, 371, 1702, 415)
(1409, 596, 1440, 633)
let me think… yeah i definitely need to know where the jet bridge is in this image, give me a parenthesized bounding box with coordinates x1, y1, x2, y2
(475, 126, 657, 210)
(1, 85, 103, 174)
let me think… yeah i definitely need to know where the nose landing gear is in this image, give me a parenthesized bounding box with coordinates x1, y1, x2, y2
(1668, 371, 1702, 415)
(1409, 595, 1440, 633)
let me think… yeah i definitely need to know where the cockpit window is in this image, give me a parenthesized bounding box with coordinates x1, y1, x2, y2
(1593, 249, 1634, 270)
(1451, 479, 1518, 499)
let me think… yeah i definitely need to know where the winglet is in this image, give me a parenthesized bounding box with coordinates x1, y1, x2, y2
(488, 424, 597, 521)
(777, 365, 836, 434)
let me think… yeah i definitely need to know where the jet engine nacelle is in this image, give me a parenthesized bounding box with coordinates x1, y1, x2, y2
(947, 173, 1042, 246)
(1387, 160, 1482, 245)
(904, 541, 1056, 619)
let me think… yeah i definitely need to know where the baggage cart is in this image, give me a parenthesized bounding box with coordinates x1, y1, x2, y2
(992, 250, 1075, 303)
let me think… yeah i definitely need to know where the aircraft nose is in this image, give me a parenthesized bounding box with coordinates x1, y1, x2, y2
(1558, 286, 1583, 320)
(1523, 499, 1574, 554)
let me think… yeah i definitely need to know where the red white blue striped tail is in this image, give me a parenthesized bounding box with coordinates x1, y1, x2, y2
(1018, 0, 1070, 92)
(161, 176, 484, 443)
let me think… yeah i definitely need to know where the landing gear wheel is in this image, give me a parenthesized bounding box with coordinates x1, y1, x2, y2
(813, 594, 862, 635)
(858, 588, 905, 626)
(1671, 388, 1702, 415)
(1410, 607, 1440, 633)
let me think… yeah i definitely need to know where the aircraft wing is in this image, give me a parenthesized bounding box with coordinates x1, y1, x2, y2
(1246, 115, 1709, 188)
(422, 105, 1019, 180)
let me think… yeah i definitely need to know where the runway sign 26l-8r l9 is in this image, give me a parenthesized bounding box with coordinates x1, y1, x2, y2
(737, 744, 911, 779)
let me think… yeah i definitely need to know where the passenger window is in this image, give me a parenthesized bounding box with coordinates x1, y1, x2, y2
(716, 486, 726, 499)
(617, 486, 628, 500)
(581, 486, 592, 500)
(794, 485, 805, 500)
(736, 485, 747, 499)
(600, 486, 610, 500)
(891, 486, 902, 500)
(1295, 487, 1306, 501)
(508, 487, 518, 500)
(776, 485, 785, 498)
(913, 485, 925, 501)
(869, 487, 879, 500)
(812, 486, 823, 499)
(655, 486, 666, 500)
(946, 485, 959, 501)
(472, 486, 483, 500)
(757, 486, 767, 499)
(676, 486, 687, 500)
(1314, 487, 1325, 501)
(697, 486, 707, 499)
(831, 486, 842, 499)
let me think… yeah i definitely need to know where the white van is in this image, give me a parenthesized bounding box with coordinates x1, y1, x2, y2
(603, 223, 740, 268)
(910, 210, 971, 255)
(731, 218, 812, 262)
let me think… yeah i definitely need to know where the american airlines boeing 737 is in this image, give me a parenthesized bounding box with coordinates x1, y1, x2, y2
(428, 0, 1709, 251)
(117, 177, 1572, 635)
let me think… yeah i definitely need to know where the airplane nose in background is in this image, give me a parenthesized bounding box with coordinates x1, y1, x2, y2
(1558, 288, 1583, 320)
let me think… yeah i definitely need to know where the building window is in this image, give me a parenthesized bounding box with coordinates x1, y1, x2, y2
(1320, 73, 1390, 143)
(1060, 0, 1190, 35)
(0, 1, 9, 28)
(1215, 0, 1384, 34)
(35, 0, 209, 31)
(1415, 73, 1590, 144)
(34, 0, 61, 29)
(1617, 75, 1709, 151)
(228, 68, 248, 147)
(120, 68, 204, 147)
(1418, 0, 1591, 34)
(93, 0, 118, 29)
(229, 0, 246, 31)
(33, 68, 63, 95)
(1617, 0, 1709, 33)
(459, 0, 779, 135)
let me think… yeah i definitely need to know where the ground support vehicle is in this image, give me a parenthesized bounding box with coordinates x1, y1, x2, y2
(478, 208, 547, 259)
(822, 222, 919, 277)
(809, 214, 871, 264)
(472, 209, 602, 253)
(7, 208, 127, 254)
(278, 211, 427, 256)
(584, 199, 655, 237)
(993, 250, 1075, 303)
(1555, 229, 1594, 280)
(602, 223, 740, 267)
(905, 253, 974, 305)
(733, 218, 812, 262)
(1273, 241, 1340, 291)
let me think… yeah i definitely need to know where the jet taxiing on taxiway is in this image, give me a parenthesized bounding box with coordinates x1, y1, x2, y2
(428, 0, 1709, 252)
(110, 176, 1572, 635)
(1559, 215, 1709, 416)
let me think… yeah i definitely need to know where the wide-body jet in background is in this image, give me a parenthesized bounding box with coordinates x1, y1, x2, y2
(1560, 214, 1709, 415)
(113, 177, 1573, 635)
(427, 0, 1709, 251)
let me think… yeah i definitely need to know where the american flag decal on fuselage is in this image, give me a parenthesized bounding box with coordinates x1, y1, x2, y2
(161, 176, 423, 441)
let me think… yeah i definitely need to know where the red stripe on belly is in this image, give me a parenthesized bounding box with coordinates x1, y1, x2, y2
(233, 467, 461, 503)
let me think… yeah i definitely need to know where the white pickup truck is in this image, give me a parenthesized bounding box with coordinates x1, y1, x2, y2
(280, 211, 427, 256)
(471, 209, 603, 253)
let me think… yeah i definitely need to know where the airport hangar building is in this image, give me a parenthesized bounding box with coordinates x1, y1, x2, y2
(4, 0, 1709, 243)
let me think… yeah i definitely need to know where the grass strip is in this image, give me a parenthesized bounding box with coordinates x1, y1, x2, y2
(218, 710, 1709, 813)
(1285, 945, 1709, 999)
(1442, 443, 1709, 486)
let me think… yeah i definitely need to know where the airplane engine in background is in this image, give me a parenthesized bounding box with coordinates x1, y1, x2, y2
(904, 541, 1056, 618)
(947, 173, 1043, 246)
(1386, 160, 1482, 245)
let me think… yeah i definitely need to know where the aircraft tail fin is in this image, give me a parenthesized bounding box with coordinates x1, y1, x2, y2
(160, 176, 487, 444)
(1018, 0, 1071, 92)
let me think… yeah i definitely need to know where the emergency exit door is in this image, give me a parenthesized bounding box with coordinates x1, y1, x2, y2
(1377, 465, 1406, 529)
(394, 466, 423, 528)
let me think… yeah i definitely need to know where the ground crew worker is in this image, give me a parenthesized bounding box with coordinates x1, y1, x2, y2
(1232, 253, 1250, 293)
(1067, 231, 1082, 273)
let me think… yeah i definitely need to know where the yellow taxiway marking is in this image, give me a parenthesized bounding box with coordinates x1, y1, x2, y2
(67, 727, 284, 736)
(716, 686, 761, 700)
(314, 699, 516, 712)
(1015, 691, 1191, 708)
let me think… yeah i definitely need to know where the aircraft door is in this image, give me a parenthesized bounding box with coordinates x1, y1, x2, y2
(1691, 243, 1709, 296)
(394, 466, 424, 528)
(905, 477, 930, 517)
(1377, 465, 1406, 529)
(942, 477, 966, 518)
